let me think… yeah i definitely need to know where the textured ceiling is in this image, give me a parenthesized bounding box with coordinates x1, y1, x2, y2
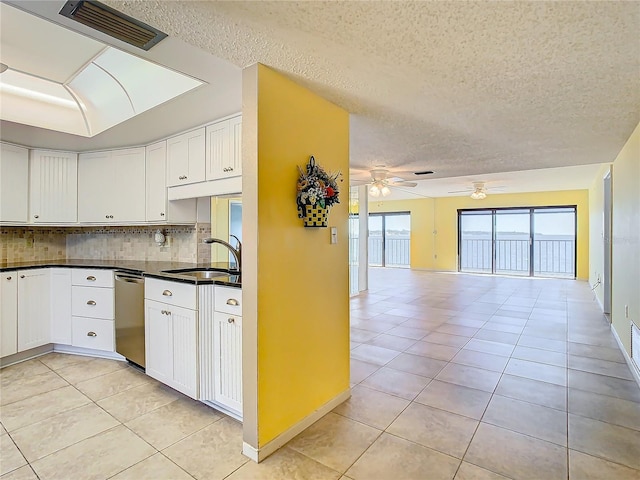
(102, 0, 639, 185)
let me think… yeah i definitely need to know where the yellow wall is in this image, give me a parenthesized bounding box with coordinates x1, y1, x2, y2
(588, 165, 611, 307)
(370, 190, 590, 279)
(610, 122, 640, 353)
(243, 64, 350, 447)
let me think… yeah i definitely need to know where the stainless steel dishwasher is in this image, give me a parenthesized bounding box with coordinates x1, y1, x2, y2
(114, 272, 145, 368)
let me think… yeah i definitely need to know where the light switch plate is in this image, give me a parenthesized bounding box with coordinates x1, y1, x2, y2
(330, 226, 337, 244)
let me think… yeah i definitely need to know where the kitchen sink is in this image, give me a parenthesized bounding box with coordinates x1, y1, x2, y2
(161, 268, 235, 279)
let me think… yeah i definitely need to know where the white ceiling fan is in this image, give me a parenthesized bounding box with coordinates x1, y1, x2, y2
(352, 167, 419, 197)
(447, 181, 505, 199)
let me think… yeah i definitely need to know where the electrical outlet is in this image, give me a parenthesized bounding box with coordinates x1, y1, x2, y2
(625, 305, 630, 318)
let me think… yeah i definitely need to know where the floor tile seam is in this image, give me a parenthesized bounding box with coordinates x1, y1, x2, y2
(379, 360, 445, 379)
(140, 413, 225, 452)
(487, 392, 569, 415)
(0, 364, 70, 390)
(566, 408, 640, 433)
(56, 364, 130, 388)
(219, 454, 256, 480)
(101, 445, 158, 480)
(358, 375, 430, 402)
(448, 358, 508, 374)
(293, 427, 385, 476)
(0, 382, 71, 409)
(3, 396, 96, 435)
(410, 395, 486, 422)
(479, 414, 569, 449)
(379, 429, 463, 464)
(1, 430, 29, 474)
(565, 383, 640, 403)
(99, 394, 184, 425)
(566, 365, 636, 382)
(566, 448, 640, 474)
(26, 423, 125, 467)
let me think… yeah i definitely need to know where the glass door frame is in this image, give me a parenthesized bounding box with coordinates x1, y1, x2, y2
(457, 205, 577, 279)
(368, 211, 411, 268)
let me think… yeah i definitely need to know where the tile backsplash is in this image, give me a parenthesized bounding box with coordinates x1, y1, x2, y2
(1, 227, 67, 263)
(1, 224, 211, 264)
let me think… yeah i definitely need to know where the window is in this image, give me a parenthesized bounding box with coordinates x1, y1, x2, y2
(458, 206, 576, 279)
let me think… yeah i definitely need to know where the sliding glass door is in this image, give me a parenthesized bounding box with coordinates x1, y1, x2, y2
(368, 212, 411, 268)
(495, 209, 530, 276)
(458, 206, 576, 279)
(533, 207, 576, 277)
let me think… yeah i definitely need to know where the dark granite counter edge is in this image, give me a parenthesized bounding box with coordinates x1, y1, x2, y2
(0, 261, 241, 288)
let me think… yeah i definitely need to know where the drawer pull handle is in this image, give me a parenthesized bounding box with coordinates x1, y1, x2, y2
(6, 276, 11, 280)
(162, 290, 173, 297)
(226, 298, 239, 306)
(86, 276, 96, 281)
(228, 317, 235, 324)
(86, 300, 96, 306)
(87, 331, 97, 337)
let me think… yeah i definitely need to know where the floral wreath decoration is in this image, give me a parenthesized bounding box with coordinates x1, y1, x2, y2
(296, 156, 342, 218)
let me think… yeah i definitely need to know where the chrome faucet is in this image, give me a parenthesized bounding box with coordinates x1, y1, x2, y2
(203, 235, 241, 273)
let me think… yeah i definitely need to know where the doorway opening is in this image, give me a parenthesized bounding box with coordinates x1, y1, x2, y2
(458, 206, 577, 279)
(368, 212, 411, 268)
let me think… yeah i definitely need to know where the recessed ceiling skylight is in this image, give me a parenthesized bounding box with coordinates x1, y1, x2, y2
(0, 3, 204, 137)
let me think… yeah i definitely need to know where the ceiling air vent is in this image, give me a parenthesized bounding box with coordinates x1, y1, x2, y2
(59, 1, 167, 51)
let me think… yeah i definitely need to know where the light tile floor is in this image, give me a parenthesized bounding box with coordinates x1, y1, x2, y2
(2, 268, 640, 479)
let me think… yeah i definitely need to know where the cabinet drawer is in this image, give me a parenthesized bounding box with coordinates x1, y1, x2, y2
(72, 286, 114, 319)
(72, 269, 114, 288)
(145, 278, 196, 310)
(214, 286, 242, 315)
(72, 317, 114, 351)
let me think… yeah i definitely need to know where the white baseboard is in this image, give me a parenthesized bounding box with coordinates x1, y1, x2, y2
(53, 344, 126, 362)
(242, 388, 351, 463)
(0, 344, 54, 367)
(610, 324, 640, 388)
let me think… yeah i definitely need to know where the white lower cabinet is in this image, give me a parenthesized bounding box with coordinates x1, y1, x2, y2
(71, 269, 115, 352)
(199, 285, 243, 417)
(50, 269, 72, 345)
(212, 311, 243, 413)
(0, 272, 18, 357)
(17, 269, 51, 352)
(71, 317, 114, 351)
(145, 300, 198, 399)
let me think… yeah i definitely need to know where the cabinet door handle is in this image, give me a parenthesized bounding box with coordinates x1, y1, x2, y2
(105, 215, 109, 219)
(20, 275, 25, 279)
(162, 289, 173, 296)
(86, 276, 96, 281)
(87, 331, 97, 337)
(34, 214, 39, 219)
(160, 212, 165, 216)
(109, 215, 114, 219)
(228, 317, 235, 324)
(6, 276, 11, 280)
(86, 300, 96, 306)
(226, 298, 239, 306)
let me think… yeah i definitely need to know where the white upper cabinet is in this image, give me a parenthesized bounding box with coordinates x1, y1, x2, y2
(78, 148, 145, 223)
(0, 143, 29, 224)
(167, 128, 205, 187)
(29, 150, 78, 223)
(206, 115, 242, 181)
(145, 141, 196, 224)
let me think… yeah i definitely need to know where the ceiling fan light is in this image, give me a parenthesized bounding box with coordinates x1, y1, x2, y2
(369, 185, 381, 197)
(470, 190, 486, 200)
(381, 185, 391, 196)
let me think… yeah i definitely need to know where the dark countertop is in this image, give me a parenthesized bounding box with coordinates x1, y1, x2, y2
(0, 259, 241, 287)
